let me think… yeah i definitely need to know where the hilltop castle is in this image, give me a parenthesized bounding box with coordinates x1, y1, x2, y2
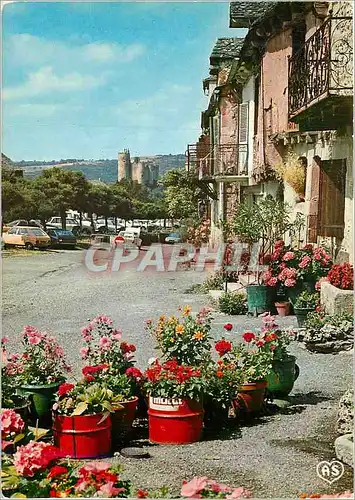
(118, 149, 159, 186)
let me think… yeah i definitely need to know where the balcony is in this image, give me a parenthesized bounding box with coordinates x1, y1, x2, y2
(187, 143, 249, 179)
(288, 12, 353, 130)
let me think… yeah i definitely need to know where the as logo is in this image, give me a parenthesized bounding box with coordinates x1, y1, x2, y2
(316, 460, 345, 485)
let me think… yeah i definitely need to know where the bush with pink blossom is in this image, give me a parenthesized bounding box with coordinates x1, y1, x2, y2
(180, 476, 252, 499)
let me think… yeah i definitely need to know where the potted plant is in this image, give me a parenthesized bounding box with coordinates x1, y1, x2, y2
(144, 359, 205, 444)
(52, 380, 123, 459)
(4, 327, 71, 425)
(204, 341, 242, 427)
(274, 299, 291, 317)
(259, 314, 300, 397)
(80, 315, 140, 437)
(145, 306, 213, 366)
(294, 291, 319, 327)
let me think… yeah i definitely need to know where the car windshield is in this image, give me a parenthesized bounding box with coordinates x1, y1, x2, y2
(56, 229, 73, 236)
(29, 228, 47, 236)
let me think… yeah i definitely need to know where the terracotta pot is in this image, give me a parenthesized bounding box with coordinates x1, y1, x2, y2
(111, 397, 138, 448)
(234, 380, 267, 414)
(148, 396, 203, 444)
(275, 301, 291, 317)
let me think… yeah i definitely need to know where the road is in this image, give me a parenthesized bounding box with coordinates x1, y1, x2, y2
(2, 248, 353, 497)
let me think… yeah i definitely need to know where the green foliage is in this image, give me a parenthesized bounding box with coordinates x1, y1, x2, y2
(232, 343, 273, 382)
(203, 360, 242, 409)
(304, 310, 354, 331)
(294, 291, 319, 309)
(218, 292, 247, 315)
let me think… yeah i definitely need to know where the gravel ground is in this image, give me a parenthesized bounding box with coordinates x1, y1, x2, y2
(2, 248, 353, 498)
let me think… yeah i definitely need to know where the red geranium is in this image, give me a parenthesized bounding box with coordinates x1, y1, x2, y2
(137, 489, 149, 498)
(327, 263, 353, 290)
(242, 332, 256, 343)
(57, 383, 74, 396)
(47, 465, 69, 479)
(215, 340, 232, 357)
(125, 367, 143, 380)
(223, 323, 233, 331)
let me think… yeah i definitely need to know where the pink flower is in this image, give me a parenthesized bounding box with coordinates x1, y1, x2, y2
(226, 488, 252, 499)
(97, 483, 125, 498)
(299, 255, 311, 269)
(80, 347, 89, 359)
(28, 335, 42, 345)
(1, 409, 25, 438)
(284, 278, 296, 287)
(112, 329, 122, 340)
(1, 336, 9, 344)
(283, 251, 295, 261)
(315, 277, 329, 290)
(99, 336, 111, 349)
(14, 442, 59, 477)
(181, 477, 209, 497)
(92, 315, 113, 325)
(79, 461, 111, 474)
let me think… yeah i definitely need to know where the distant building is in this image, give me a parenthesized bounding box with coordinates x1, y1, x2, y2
(118, 149, 159, 186)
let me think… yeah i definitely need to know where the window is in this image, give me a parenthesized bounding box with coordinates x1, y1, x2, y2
(238, 102, 249, 174)
(17, 228, 28, 235)
(29, 228, 46, 236)
(8, 228, 17, 234)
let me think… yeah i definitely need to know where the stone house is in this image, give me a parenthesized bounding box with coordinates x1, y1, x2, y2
(188, 2, 353, 263)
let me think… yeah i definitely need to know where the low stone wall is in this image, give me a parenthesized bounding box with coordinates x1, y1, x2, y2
(335, 389, 354, 468)
(321, 282, 354, 316)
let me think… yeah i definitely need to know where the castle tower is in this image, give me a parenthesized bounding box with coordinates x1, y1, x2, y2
(135, 160, 145, 184)
(142, 164, 151, 185)
(118, 149, 132, 181)
(150, 164, 159, 185)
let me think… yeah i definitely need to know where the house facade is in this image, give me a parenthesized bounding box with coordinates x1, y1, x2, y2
(188, 1, 353, 263)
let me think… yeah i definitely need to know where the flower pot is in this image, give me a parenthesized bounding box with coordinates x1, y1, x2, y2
(203, 400, 229, 429)
(275, 301, 291, 317)
(111, 397, 138, 448)
(266, 355, 300, 397)
(234, 380, 267, 414)
(53, 413, 112, 459)
(148, 397, 204, 444)
(17, 382, 62, 425)
(287, 281, 315, 306)
(5, 395, 31, 422)
(294, 307, 314, 328)
(246, 285, 275, 316)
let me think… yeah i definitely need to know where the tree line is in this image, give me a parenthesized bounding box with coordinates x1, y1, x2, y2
(2, 165, 213, 230)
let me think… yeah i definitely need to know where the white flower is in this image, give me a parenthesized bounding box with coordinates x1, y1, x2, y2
(148, 357, 157, 365)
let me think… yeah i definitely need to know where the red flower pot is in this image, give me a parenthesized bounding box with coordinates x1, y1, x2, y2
(233, 380, 267, 414)
(53, 413, 111, 459)
(148, 397, 204, 445)
(275, 301, 291, 317)
(111, 397, 138, 448)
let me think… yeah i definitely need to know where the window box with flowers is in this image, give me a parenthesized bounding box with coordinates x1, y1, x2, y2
(144, 359, 205, 444)
(79, 315, 142, 446)
(2, 327, 71, 426)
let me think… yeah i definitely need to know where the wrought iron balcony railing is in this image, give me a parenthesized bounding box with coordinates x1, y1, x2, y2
(186, 143, 248, 179)
(288, 12, 353, 118)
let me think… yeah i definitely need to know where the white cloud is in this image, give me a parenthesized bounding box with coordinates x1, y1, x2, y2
(3, 66, 109, 100)
(5, 34, 146, 68)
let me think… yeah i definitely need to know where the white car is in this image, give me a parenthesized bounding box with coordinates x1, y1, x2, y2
(47, 217, 94, 235)
(115, 230, 142, 249)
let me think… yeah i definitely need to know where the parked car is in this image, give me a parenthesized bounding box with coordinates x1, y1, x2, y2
(47, 217, 94, 235)
(46, 228, 77, 248)
(115, 230, 142, 249)
(3, 226, 51, 250)
(2, 219, 42, 233)
(165, 232, 181, 244)
(95, 219, 120, 234)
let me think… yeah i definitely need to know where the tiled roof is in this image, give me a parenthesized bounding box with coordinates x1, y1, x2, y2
(210, 37, 245, 63)
(229, 2, 278, 28)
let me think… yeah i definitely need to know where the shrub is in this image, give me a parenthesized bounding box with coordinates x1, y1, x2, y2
(218, 292, 247, 315)
(294, 291, 319, 309)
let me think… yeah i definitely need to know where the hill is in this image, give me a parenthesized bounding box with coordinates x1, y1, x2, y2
(14, 155, 186, 183)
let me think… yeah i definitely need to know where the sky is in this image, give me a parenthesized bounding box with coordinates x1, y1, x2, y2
(2, 1, 246, 161)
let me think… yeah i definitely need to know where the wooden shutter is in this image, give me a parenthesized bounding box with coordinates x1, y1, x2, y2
(238, 103, 249, 174)
(307, 156, 321, 243)
(318, 159, 346, 239)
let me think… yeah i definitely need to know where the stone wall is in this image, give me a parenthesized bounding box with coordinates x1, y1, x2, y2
(321, 281, 354, 316)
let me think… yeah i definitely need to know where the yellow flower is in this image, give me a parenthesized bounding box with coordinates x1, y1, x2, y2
(159, 314, 166, 323)
(183, 305, 192, 316)
(168, 316, 177, 324)
(170, 337, 175, 343)
(176, 324, 184, 334)
(193, 331, 204, 341)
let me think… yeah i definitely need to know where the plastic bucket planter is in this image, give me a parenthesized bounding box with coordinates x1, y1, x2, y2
(17, 382, 61, 424)
(246, 285, 274, 316)
(53, 413, 112, 459)
(266, 356, 300, 397)
(111, 397, 138, 448)
(148, 397, 204, 444)
(234, 381, 267, 414)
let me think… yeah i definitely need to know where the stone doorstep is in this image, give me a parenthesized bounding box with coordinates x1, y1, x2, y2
(335, 434, 354, 468)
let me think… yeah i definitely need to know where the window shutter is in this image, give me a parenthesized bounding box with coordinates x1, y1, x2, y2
(318, 159, 346, 239)
(238, 103, 249, 174)
(307, 156, 321, 243)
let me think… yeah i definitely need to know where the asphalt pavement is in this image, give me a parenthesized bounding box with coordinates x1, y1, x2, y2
(2, 247, 353, 497)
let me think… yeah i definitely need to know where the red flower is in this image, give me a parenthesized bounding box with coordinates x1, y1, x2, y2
(137, 489, 149, 498)
(126, 367, 143, 379)
(47, 465, 68, 479)
(57, 383, 74, 396)
(120, 341, 136, 354)
(223, 323, 233, 331)
(256, 340, 265, 347)
(84, 374, 95, 383)
(215, 340, 232, 357)
(242, 332, 256, 343)
(216, 370, 224, 378)
(265, 333, 278, 343)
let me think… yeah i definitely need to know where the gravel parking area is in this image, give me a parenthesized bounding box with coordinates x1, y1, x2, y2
(2, 248, 353, 498)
